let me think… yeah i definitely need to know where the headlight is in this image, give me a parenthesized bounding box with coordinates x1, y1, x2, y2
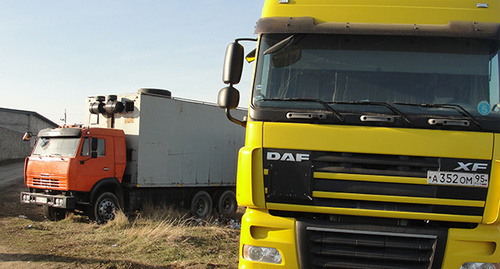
(55, 198, 64, 206)
(461, 262, 500, 269)
(243, 244, 282, 264)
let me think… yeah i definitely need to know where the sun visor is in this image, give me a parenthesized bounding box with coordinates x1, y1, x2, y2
(255, 17, 500, 40)
(38, 128, 81, 138)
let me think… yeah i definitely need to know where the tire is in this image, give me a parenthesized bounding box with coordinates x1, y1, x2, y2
(91, 192, 120, 224)
(217, 190, 237, 216)
(190, 191, 212, 218)
(43, 205, 66, 221)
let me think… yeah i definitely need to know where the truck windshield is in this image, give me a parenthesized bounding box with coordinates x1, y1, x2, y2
(32, 137, 81, 157)
(252, 34, 500, 127)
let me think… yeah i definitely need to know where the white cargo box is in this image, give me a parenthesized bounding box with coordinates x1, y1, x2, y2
(85, 89, 246, 188)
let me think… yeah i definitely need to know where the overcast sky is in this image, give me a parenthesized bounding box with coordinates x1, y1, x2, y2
(0, 1, 262, 124)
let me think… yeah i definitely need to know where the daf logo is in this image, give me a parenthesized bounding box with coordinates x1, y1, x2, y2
(453, 162, 488, 172)
(267, 152, 310, 162)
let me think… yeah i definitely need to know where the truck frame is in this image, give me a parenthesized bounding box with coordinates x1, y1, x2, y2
(21, 89, 246, 223)
(218, 0, 500, 268)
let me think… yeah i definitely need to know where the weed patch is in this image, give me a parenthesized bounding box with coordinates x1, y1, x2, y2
(0, 180, 242, 268)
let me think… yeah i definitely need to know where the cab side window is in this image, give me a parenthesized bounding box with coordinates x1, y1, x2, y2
(97, 139, 105, 157)
(81, 138, 90, 157)
(80, 138, 106, 157)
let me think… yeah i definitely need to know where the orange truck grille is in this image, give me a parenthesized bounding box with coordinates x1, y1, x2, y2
(28, 178, 67, 189)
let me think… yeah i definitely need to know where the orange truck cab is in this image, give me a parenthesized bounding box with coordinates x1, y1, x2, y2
(21, 127, 126, 222)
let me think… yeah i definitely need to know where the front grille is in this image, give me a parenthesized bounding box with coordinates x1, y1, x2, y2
(314, 152, 437, 177)
(264, 149, 489, 223)
(30, 178, 62, 188)
(297, 221, 447, 269)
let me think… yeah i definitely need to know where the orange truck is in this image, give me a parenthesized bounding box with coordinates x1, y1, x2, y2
(21, 89, 246, 223)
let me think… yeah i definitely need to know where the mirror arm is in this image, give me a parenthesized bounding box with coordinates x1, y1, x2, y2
(80, 152, 97, 164)
(235, 38, 257, 42)
(225, 108, 246, 127)
(80, 157, 91, 165)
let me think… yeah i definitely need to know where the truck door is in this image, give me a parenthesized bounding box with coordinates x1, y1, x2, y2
(76, 136, 114, 191)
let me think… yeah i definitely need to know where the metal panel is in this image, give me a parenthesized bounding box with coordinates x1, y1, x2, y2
(86, 91, 246, 188)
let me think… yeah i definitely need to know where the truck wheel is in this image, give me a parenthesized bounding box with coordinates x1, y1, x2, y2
(43, 205, 66, 221)
(191, 191, 212, 218)
(217, 190, 237, 216)
(92, 192, 120, 224)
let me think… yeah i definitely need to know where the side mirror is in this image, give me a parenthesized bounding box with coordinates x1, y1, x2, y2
(218, 86, 240, 109)
(91, 137, 98, 158)
(218, 86, 245, 127)
(22, 132, 33, 141)
(219, 38, 256, 128)
(223, 42, 244, 85)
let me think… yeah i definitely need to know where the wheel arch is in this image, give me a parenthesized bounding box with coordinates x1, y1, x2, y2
(89, 177, 124, 206)
(212, 187, 236, 204)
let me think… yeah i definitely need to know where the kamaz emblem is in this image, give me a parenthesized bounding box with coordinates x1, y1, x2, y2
(267, 152, 310, 162)
(453, 162, 488, 172)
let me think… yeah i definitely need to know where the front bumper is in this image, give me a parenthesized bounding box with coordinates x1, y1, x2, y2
(239, 208, 500, 268)
(20, 191, 74, 209)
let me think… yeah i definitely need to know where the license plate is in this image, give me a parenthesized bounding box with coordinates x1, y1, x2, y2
(427, 171, 488, 187)
(35, 196, 48, 204)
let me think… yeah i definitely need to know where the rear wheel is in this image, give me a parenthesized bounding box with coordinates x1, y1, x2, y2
(43, 205, 66, 221)
(91, 192, 120, 224)
(217, 190, 237, 216)
(190, 191, 212, 218)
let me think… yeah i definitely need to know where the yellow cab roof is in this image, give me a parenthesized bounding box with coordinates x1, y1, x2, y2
(261, 0, 500, 25)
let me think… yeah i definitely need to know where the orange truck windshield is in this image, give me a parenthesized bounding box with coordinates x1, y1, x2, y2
(32, 137, 81, 157)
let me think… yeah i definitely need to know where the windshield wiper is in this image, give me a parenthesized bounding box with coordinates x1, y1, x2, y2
(261, 98, 344, 122)
(394, 103, 481, 129)
(333, 101, 413, 126)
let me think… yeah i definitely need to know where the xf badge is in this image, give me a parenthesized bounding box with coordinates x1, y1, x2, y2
(453, 162, 488, 172)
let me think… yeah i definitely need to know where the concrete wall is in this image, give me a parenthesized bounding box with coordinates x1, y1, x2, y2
(0, 110, 30, 133)
(0, 126, 30, 161)
(0, 108, 59, 162)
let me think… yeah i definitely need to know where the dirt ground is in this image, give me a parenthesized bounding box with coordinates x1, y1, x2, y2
(0, 161, 241, 268)
(0, 161, 66, 268)
(0, 161, 42, 221)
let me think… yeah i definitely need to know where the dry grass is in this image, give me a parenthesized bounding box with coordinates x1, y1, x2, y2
(0, 180, 242, 268)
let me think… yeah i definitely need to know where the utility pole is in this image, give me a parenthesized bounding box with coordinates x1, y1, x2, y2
(60, 109, 67, 125)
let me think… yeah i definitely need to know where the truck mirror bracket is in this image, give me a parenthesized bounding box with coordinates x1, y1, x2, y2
(225, 108, 246, 127)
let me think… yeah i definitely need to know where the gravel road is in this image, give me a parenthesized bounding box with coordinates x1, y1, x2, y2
(0, 161, 24, 188)
(0, 161, 44, 269)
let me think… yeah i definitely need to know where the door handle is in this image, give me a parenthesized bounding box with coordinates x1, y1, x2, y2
(103, 167, 109, 171)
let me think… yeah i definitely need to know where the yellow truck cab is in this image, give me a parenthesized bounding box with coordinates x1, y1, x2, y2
(218, 0, 500, 268)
